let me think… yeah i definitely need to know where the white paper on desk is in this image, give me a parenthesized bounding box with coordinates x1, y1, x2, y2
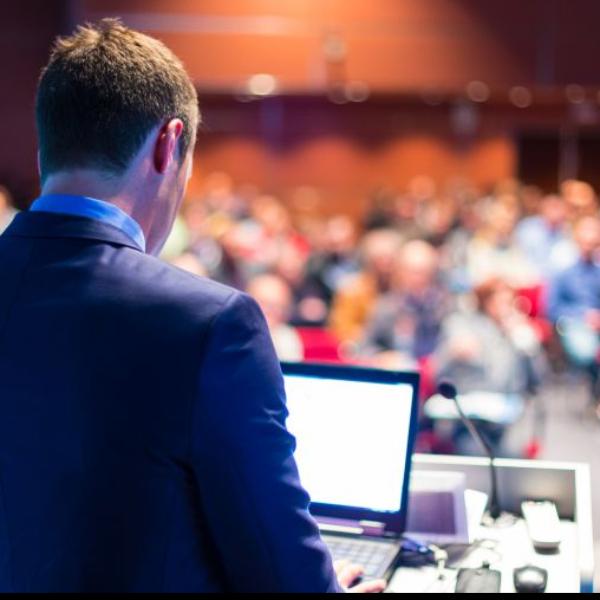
(465, 489, 489, 544)
(407, 471, 470, 545)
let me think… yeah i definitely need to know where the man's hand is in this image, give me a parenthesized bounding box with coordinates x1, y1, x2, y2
(334, 560, 387, 594)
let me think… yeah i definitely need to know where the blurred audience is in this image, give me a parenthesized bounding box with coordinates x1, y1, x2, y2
(515, 194, 577, 280)
(467, 198, 538, 288)
(154, 170, 600, 449)
(304, 216, 360, 308)
(363, 241, 448, 366)
(0, 170, 599, 455)
(330, 229, 403, 344)
(436, 279, 546, 396)
(550, 217, 600, 406)
(247, 274, 304, 362)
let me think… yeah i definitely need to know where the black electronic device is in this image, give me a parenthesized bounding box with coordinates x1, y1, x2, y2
(456, 566, 502, 594)
(514, 566, 549, 594)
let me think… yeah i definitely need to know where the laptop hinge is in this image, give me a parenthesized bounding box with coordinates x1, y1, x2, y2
(318, 518, 387, 537)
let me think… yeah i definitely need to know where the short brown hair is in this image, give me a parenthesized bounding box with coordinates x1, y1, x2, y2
(474, 278, 513, 312)
(37, 19, 200, 182)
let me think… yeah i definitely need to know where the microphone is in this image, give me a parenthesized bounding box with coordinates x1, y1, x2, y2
(438, 381, 502, 521)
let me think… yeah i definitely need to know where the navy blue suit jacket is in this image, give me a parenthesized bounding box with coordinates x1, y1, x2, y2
(0, 212, 341, 593)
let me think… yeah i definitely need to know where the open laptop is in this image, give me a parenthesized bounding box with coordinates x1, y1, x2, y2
(281, 363, 420, 583)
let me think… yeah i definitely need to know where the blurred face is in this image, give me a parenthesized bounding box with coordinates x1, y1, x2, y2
(397, 243, 438, 295)
(275, 243, 308, 287)
(484, 287, 515, 323)
(248, 276, 292, 330)
(541, 196, 568, 228)
(363, 232, 401, 280)
(253, 197, 291, 235)
(492, 206, 518, 239)
(562, 180, 597, 212)
(575, 218, 600, 260)
(326, 217, 357, 255)
(424, 201, 457, 238)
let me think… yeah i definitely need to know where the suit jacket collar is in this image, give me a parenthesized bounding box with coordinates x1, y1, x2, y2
(2, 211, 145, 253)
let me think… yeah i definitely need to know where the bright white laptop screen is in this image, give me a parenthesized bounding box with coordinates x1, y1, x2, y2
(284, 374, 415, 515)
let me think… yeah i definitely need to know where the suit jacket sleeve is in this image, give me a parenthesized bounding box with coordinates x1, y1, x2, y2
(192, 292, 343, 593)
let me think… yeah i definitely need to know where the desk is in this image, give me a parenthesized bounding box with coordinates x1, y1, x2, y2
(388, 455, 595, 594)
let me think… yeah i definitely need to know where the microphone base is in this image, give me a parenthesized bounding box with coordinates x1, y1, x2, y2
(482, 512, 519, 530)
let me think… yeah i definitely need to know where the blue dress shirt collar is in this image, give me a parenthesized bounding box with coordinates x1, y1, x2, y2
(31, 195, 146, 253)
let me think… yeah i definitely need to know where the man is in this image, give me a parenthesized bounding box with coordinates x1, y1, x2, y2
(364, 241, 448, 365)
(549, 217, 600, 406)
(0, 20, 383, 593)
(515, 194, 577, 281)
(330, 229, 403, 344)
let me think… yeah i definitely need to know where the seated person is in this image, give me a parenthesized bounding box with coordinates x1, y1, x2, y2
(362, 241, 448, 368)
(435, 279, 546, 397)
(549, 217, 600, 407)
(467, 198, 539, 288)
(515, 194, 577, 281)
(433, 279, 548, 455)
(330, 229, 403, 344)
(304, 216, 360, 310)
(248, 274, 304, 362)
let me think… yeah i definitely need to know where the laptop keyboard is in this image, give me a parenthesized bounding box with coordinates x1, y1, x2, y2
(323, 536, 401, 581)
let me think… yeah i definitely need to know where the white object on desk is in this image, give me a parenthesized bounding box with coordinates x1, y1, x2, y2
(388, 519, 581, 594)
(389, 456, 595, 594)
(407, 472, 489, 546)
(522, 501, 562, 552)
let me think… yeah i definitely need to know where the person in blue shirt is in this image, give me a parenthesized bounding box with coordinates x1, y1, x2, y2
(549, 217, 600, 406)
(0, 19, 382, 594)
(515, 194, 578, 281)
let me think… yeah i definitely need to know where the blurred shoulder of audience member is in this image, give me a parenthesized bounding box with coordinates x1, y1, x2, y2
(362, 240, 449, 366)
(330, 229, 403, 344)
(467, 197, 539, 288)
(171, 252, 208, 278)
(0, 186, 17, 234)
(435, 279, 546, 396)
(247, 274, 304, 362)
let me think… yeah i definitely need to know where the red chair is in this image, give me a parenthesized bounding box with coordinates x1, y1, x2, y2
(515, 285, 547, 319)
(296, 328, 344, 364)
(515, 285, 553, 345)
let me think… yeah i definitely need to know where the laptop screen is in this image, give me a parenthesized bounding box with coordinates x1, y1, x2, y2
(282, 364, 419, 530)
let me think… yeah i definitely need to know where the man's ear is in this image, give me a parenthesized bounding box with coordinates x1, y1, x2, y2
(154, 119, 184, 175)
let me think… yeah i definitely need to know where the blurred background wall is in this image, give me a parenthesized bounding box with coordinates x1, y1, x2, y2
(3, 0, 600, 215)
